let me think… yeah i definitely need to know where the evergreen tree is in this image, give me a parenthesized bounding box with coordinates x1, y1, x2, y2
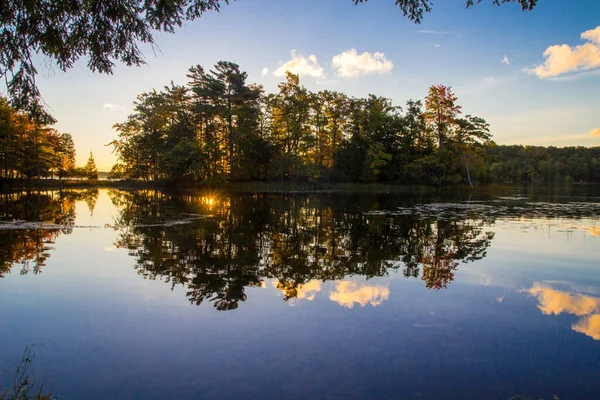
(84, 152, 98, 180)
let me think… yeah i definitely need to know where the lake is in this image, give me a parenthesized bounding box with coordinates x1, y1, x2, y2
(1, 186, 599, 400)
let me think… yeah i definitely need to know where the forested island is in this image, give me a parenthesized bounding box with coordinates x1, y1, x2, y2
(1, 61, 599, 188)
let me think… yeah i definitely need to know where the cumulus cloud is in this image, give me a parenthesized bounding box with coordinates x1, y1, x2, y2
(103, 103, 123, 111)
(329, 281, 390, 309)
(524, 282, 600, 341)
(524, 26, 600, 78)
(261, 67, 269, 76)
(273, 50, 325, 78)
(524, 282, 599, 316)
(573, 314, 600, 340)
(502, 55, 510, 65)
(590, 128, 600, 137)
(331, 49, 393, 78)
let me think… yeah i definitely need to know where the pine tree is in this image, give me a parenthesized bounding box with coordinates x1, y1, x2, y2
(84, 152, 98, 180)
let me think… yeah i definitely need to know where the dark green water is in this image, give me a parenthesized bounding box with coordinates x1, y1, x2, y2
(1, 187, 599, 399)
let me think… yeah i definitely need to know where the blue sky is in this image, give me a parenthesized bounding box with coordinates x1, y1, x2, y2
(30, 0, 600, 170)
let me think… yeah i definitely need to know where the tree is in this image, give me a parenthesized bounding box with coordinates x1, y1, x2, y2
(84, 152, 98, 180)
(453, 115, 494, 186)
(354, 0, 537, 23)
(0, 0, 229, 123)
(194, 61, 262, 178)
(270, 72, 312, 180)
(57, 133, 76, 179)
(0, 97, 76, 181)
(1, 0, 538, 121)
(424, 85, 462, 150)
(109, 59, 600, 187)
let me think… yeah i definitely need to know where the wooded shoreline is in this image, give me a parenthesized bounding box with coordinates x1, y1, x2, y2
(1, 178, 597, 195)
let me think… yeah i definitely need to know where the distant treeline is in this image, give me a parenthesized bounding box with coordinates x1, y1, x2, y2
(0, 98, 98, 182)
(109, 61, 599, 186)
(487, 145, 600, 184)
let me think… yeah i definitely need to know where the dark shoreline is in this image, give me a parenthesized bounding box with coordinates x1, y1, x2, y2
(1, 178, 596, 196)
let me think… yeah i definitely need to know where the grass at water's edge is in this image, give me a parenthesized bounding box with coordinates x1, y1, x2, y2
(0, 346, 54, 400)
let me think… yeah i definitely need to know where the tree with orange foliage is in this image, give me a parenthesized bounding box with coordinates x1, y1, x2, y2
(423, 85, 462, 150)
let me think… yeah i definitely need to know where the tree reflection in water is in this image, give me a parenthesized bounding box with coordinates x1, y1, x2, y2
(108, 190, 495, 310)
(0, 189, 99, 276)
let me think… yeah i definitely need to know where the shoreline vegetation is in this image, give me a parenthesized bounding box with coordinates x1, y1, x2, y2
(0, 178, 596, 195)
(2, 66, 599, 191)
(0, 346, 53, 400)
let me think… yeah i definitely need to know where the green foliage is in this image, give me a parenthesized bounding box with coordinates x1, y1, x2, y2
(110, 63, 599, 187)
(487, 145, 600, 184)
(110, 63, 263, 182)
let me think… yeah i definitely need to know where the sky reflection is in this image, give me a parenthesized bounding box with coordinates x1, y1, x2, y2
(2, 188, 600, 399)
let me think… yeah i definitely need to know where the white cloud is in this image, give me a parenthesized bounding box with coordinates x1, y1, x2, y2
(329, 281, 390, 309)
(502, 55, 510, 65)
(524, 26, 600, 78)
(573, 314, 600, 340)
(331, 49, 393, 78)
(417, 29, 450, 35)
(590, 128, 600, 137)
(273, 50, 325, 78)
(103, 103, 123, 111)
(523, 282, 600, 341)
(261, 67, 269, 76)
(524, 282, 600, 317)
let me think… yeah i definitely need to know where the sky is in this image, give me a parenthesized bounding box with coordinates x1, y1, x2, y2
(25, 0, 600, 170)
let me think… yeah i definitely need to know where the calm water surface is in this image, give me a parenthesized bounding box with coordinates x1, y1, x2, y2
(1, 187, 599, 399)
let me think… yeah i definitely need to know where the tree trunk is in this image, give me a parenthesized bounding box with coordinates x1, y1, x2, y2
(464, 159, 473, 187)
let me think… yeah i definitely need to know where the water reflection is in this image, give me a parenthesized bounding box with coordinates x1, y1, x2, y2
(107, 190, 495, 309)
(329, 281, 390, 308)
(2, 189, 598, 315)
(0, 190, 98, 276)
(524, 282, 600, 341)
